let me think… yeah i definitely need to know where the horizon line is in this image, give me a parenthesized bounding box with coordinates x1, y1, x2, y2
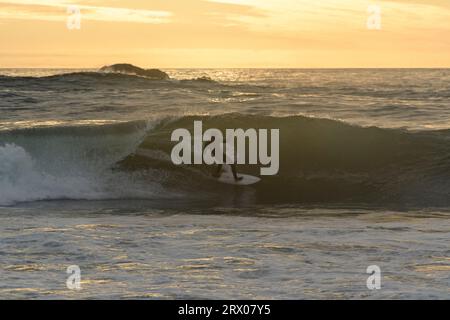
(2, 66, 450, 70)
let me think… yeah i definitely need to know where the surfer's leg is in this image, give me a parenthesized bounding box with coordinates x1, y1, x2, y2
(213, 164, 223, 177)
(231, 164, 243, 181)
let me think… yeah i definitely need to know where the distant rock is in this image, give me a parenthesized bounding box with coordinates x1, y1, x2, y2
(99, 64, 170, 80)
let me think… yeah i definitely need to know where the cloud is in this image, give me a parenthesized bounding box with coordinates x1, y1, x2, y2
(379, 0, 450, 10)
(0, 0, 172, 24)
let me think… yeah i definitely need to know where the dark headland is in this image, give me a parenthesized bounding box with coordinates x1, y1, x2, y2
(99, 63, 170, 80)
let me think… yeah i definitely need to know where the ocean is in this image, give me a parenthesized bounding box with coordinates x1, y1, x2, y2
(0, 68, 449, 299)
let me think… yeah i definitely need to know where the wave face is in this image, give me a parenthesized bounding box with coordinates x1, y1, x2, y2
(2, 114, 447, 206)
(118, 114, 450, 206)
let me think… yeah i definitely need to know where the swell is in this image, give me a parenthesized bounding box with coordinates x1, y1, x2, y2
(1, 114, 450, 207)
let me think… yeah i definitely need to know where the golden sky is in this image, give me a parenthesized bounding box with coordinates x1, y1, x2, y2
(1, 0, 449, 67)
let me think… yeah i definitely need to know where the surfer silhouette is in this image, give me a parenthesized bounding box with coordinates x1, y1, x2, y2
(205, 136, 243, 181)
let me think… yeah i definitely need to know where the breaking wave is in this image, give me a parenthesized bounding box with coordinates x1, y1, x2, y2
(0, 121, 171, 206)
(1, 114, 450, 207)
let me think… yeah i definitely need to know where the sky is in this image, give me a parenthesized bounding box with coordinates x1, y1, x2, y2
(0, 0, 449, 68)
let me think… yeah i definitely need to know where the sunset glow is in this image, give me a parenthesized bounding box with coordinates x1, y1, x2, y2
(1, 0, 449, 67)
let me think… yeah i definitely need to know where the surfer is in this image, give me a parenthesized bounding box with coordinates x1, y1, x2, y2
(205, 136, 243, 181)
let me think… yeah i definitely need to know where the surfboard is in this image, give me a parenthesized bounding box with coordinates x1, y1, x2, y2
(217, 165, 261, 186)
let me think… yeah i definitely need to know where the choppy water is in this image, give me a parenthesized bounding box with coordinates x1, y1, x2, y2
(0, 68, 449, 299)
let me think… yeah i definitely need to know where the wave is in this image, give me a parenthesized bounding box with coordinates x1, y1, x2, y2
(2, 114, 449, 207)
(0, 72, 219, 97)
(0, 71, 218, 87)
